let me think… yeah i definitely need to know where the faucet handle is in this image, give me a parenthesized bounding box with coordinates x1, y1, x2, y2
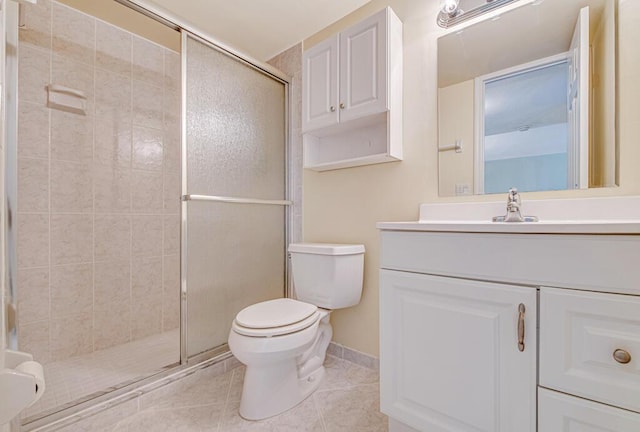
(508, 188, 520, 203)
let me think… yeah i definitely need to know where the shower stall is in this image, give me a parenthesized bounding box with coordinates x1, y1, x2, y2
(4, 0, 290, 428)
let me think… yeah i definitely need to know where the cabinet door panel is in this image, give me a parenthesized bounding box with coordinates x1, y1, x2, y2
(302, 35, 338, 131)
(380, 270, 537, 432)
(538, 387, 640, 431)
(339, 9, 387, 122)
(540, 287, 640, 413)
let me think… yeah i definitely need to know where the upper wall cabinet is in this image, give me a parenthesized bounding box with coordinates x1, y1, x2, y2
(302, 7, 403, 171)
(303, 36, 339, 130)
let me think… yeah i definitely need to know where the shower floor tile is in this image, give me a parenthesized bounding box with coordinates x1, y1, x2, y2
(103, 355, 387, 432)
(23, 329, 180, 420)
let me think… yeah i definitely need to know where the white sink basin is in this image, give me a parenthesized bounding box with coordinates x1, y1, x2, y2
(377, 196, 640, 234)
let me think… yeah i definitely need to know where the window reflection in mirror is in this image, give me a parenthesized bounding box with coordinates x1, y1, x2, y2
(481, 59, 569, 194)
(437, 0, 617, 197)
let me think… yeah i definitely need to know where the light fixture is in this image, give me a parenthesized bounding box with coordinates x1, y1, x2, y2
(437, 0, 463, 27)
(440, 0, 461, 16)
(437, 0, 518, 28)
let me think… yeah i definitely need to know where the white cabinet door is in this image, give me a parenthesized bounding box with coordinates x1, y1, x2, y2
(339, 9, 387, 122)
(302, 35, 338, 131)
(539, 388, 640, 431)
(380, 270, 537, 432)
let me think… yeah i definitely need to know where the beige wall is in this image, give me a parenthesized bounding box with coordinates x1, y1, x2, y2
(302, 0, 640, 357)
(303, 0, 438, 357)
(592, 0, 616, 187)
(56, 0, 180, 52)
(438, 80, 475, 196)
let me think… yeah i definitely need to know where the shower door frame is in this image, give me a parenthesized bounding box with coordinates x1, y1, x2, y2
(179, 30, 292, 364)
(2, 0, 18, 355)
(3, 0, 293, 428)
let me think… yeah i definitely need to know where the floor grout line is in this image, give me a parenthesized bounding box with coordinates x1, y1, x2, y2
(218, 367, 237, 432)
(312, 393, 328, 432)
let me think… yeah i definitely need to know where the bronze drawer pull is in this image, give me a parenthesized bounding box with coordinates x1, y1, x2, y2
(613, 349, 632, 364)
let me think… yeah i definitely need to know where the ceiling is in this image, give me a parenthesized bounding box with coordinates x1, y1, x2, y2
(143, 0, 372, 61)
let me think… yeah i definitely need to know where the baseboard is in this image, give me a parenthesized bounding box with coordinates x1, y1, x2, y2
(327, 341, 379, 371)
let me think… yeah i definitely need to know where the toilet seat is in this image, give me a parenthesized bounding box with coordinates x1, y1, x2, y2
(233, 298, 320, 337)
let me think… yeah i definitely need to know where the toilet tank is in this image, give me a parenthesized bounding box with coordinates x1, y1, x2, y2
(288, 243, 365, 309)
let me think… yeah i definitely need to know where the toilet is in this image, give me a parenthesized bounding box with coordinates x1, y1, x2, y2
(228, 243, 365, 420)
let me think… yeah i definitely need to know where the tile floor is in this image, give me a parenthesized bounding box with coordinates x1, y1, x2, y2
(62, 355, 387, 432)
(25, 330, 180, 420)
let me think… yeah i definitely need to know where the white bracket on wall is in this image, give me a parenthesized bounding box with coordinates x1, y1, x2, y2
(438, 139, 463, 153)
(0, 350, 45, 425)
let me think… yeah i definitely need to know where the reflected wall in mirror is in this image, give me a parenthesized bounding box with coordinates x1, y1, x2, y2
(438, 0, 618, 196)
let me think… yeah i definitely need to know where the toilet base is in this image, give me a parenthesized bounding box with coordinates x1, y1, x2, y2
(233, 311, 333, 420)
(239, 361, 325, 420)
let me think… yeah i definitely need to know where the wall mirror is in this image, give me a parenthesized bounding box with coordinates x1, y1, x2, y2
(437, 0, 618, 197)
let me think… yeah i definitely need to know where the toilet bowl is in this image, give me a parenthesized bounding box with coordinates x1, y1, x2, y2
(228, 299, 332, 420)
(228, 243, 365, 420)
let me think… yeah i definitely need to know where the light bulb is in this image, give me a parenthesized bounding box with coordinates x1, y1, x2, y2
(440, 0, 460, 15)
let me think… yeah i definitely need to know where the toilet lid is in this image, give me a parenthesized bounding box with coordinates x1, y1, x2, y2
(233, 310, 320, 337)
(235, 298, 318, 329)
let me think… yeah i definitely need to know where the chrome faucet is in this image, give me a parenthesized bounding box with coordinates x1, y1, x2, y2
(505, 188, 522, 222)
(492, 188, 539, 222)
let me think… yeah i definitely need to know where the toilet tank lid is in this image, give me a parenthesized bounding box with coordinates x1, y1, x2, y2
(288, 243, 365, 255)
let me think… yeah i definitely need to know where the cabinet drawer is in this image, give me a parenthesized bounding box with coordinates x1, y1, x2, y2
(540, 287, 640, 412)
(538, 387, 640, 431)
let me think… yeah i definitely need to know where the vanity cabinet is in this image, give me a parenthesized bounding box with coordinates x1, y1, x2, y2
(380, 270, 537, 431)
(379, 228, 640, 432)
(302, 7, 402, 171)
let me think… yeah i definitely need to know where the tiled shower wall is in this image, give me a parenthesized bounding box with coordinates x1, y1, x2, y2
(267, 43, 302, 245)
(16, 0, 181, 363)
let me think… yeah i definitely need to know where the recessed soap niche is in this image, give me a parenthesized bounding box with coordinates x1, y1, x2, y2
(46, 83, 87, 115)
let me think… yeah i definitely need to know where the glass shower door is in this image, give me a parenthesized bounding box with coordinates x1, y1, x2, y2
(182, 33, 289, 358)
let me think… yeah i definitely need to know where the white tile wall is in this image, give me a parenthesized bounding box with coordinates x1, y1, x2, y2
(16, 0, 181, 368)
